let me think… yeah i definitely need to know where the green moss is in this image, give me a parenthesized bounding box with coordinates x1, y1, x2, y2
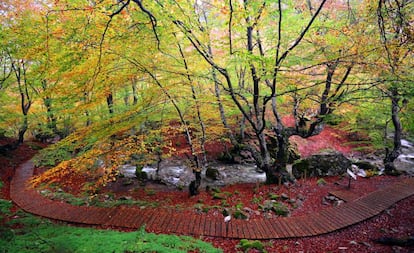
(272, 202, 290, 217)
(233, 209, 248, 220)
(317, 178, 327, 186)
(268, 193, 279, 200)
(1, 214, 222, 253)
(252, 196, 263, 204)
(237, 239, 266, 252)
(145, 189, 156, 196)
(135, 166, 148, 181)
(38, 189, 158, 208)
(212, 191, 232, 200)
(220, 199, 230, 207)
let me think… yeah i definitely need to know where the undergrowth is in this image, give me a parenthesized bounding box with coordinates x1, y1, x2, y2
(1, 212, 221, 253)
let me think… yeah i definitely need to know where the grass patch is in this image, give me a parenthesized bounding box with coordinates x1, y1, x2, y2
(1, 212, 221, 253)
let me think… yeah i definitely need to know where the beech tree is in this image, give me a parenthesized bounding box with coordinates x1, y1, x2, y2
(0, 2, 42, 145)
(375, 0, 414, 173)
(121, 0, 372, 183)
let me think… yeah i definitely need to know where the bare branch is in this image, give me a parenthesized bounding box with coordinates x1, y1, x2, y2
(229, 0, 234, 54)
(132, 0, 160, 48)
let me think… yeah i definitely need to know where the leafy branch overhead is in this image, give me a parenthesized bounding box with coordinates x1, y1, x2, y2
(0, 0, 412, 189)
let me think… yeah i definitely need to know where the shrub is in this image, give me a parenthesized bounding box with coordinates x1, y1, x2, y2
(135, 166, 148, 181)
(237, 239, 265, 252)
(33, 144, 73, 167)
(272, 202, 290, 217)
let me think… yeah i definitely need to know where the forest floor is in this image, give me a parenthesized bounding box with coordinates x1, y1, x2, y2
(1, 129, 414, 252)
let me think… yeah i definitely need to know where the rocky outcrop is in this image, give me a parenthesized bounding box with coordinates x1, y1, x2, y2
(292, 151, 352, 179)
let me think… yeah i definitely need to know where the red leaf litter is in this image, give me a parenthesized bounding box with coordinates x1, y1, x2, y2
(283, 116, 369, 157)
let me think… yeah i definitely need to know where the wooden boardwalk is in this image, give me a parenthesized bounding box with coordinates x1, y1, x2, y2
(10, 160, 414, 239)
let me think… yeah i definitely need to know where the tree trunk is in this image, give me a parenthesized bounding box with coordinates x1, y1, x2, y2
(43, 96, 57, 132)
(384, 88, 402, 174)
(177, 39, 208, 165)
(265, 128, 293, 184)
(132, 78, 138, 105)
(107, 92, 114, 114)
(18, 115, 28, 144)
(12, 60, 32, 145)
(143, 68, 202, 195)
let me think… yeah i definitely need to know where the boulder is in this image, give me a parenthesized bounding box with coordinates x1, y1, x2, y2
(353, 160, 378, 171)
(205, 167, 221, 180)
(135, 166, 148, 181)
(292, 151, 352, 179)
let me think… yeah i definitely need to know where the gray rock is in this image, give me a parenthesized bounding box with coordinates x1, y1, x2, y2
(292, 151, 352, 179)
(281, 193, 289, 200)
(295, 199, 303, 208)
(205, 167, 220, 180)
(297, 194, 305, 201)
(261, 200, 275, 211)
(353, 160, 378, 171)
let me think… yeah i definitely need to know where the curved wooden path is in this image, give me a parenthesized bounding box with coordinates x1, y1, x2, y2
(11, 160, 414, 239)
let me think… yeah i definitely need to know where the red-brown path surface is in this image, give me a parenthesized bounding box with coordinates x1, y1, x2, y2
(11, 160, 414, 239)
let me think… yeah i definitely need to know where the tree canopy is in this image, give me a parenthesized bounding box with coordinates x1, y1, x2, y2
(0, 0, 413, 190)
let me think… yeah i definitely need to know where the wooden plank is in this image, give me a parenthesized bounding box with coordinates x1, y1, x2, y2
(187, 215, 199, 235)
(253, 220, 266, 239)
(286, 217, 304, 237)
(151, 210, 170, 233)
(226, 220, 236, 238)
(310, 213, 331, 235)
(278, 218, 296, 238)
(205, 215, 212, 236)
(129, 208, 149, 228)
(261, 218, 278, 239)
(268, 218, 287, 238)
(343, 204, 370, 221)
(294, 217, 315, 237)
(239, 221, 249, 239)
(197, 214, 206, 236)
(173, 213, 188, 234)
(318, 209, 345, 230)
(327, 209, 350, 228)
(238, 221, 250, 239)
(352, 201, 379, 216)
(216, 220, 224, 237)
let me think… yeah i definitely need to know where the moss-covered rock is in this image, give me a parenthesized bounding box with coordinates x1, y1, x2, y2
(135, 166, 148, 181)
(205, 167, 220, 180)
(292, 151, 351, 179)
(237, 239, 265, 252)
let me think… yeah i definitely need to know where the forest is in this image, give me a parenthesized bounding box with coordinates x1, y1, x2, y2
(0, 0, 414, 252)
(1, 0, 413, 188)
